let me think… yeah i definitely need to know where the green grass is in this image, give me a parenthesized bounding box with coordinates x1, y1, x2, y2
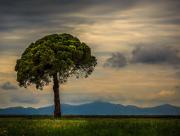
(0, 117, 180, 136)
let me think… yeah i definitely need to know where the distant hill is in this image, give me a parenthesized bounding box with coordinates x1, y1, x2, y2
(0, 101, 180, 115)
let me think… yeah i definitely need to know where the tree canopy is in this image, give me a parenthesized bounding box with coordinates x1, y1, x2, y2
(15, 33, 97, 89)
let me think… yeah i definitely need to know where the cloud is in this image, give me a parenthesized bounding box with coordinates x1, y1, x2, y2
(104, 45, 180, 69)
(103, 53, 127, 68)
(0, 0, 139, 32)
(10, 95, 39, 104)
(0, 0, 179, 53)
(132, 45, 180, 65)
(145, 88, 180, 106)
(1, 82, 17, 90)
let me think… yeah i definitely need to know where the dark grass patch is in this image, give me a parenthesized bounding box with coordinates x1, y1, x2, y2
(0, 117, 180, 136)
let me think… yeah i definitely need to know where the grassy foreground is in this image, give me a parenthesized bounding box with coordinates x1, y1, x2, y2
(0, 117, 180, 136)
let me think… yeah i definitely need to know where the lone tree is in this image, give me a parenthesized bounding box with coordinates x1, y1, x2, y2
(15, 33, 97, 117)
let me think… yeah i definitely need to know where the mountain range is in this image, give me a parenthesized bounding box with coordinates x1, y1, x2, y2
(0, 101, 180, 115)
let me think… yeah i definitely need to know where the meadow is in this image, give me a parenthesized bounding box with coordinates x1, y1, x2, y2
(0, 116, 180, 136)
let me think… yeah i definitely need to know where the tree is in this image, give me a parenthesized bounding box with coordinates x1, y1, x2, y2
(15, 33, 97, 117)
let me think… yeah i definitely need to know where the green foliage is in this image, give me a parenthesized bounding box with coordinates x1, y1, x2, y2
(0, 118, 180, 136)
(15, 33, 97, 89)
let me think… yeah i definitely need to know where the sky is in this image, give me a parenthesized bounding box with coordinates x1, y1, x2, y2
(0, 0, 180, 108)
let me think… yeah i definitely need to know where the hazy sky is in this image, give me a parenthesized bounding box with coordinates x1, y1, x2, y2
(0, 0, 180, 108)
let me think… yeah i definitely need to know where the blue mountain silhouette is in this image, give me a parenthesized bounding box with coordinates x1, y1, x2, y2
(0, 101, 179, 115)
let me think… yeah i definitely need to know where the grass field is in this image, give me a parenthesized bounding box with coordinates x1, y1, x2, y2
(0, 117, 180, 136)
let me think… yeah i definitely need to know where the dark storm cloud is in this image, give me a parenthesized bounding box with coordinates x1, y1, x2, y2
(1, 82, 17, 90)
(0, 0, 144, 53)
(1, 0, 179, 32)
(132, 45, 180, 66)
(0, 0, 180, 52)
(104, 53, 127, 68)
(0, 0, 138, 15)
(0, 0, 139, 31)
(104, 45, 180, 68)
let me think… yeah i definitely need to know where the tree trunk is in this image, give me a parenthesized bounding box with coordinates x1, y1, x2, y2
(53, 73, 61, 117)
